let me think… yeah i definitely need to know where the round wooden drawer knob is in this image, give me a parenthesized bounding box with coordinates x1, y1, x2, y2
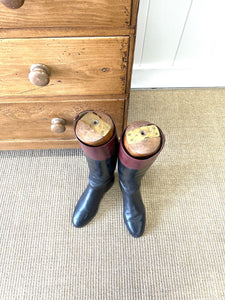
(51, 118, 66, 134)
(29, 64, 51, 87)
(124, 121, 161, 158)
(0, 0, 25, 9)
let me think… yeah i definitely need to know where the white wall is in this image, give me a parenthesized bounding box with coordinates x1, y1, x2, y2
(131, 0, 225, 88)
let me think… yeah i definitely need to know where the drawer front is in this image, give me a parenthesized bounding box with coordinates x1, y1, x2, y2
(0, 37, 129, 96)
(0, 0, 131, 28)
(0, 98, 124, 147)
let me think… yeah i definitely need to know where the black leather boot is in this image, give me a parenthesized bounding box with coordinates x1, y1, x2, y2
(118, 124, 165, 237)
(72, 111, 118, 228)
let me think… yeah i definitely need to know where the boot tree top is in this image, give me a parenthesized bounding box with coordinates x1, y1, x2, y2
(124, 121, 161, 158)
(75, 111, 114, 146)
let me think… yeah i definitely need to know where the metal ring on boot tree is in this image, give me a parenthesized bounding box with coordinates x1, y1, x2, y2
(75, 111, 114, 146)
(124, 121, 161, 158)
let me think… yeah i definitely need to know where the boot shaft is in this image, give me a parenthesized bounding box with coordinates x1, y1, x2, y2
(118, 123, 165, 170)
(118, 123, 165, 238)
(86, 153, 117, 187)
(74, 110, 118, 161)
(74, 110, 119, 187)
(118, 160, 148, 192)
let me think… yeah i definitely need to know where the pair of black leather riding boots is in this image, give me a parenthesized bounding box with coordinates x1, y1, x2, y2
(72, 112, 165, 238)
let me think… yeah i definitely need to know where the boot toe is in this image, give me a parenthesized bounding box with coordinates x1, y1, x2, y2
(72, 210, 94, 228)
(124, 214, 145, 238)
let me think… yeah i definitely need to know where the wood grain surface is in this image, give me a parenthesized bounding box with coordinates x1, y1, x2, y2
(0, 27, 135, 40)
(0, 98, 124, 150)
(0, 0, 131, 28)
(124, 121, 161, 157)
(0, 0, 140, 150)
(0, 37, 129, 96)
(76, 111, 114, 146)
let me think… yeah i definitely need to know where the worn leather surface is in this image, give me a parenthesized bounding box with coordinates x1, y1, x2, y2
(118, 160, 147, 237)
(118, 125, 165, 237)
(72, 173, 114, 228)
(72, 140, 118, 228)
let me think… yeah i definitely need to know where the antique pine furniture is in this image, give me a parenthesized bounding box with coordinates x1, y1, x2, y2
(0, 0, 140, 150)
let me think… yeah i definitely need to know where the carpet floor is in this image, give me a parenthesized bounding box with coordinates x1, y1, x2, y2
(0, 89, 224, 300)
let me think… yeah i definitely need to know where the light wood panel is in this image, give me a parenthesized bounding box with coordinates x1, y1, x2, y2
(0, 0, 131, 28)
(0, 27, 135, 39)
(0, 37, 129, 96)
(0, 98, 125, 150)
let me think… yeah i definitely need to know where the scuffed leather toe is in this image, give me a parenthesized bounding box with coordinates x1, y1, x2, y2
(72, 181, 113, 228)
(124, 213, 146, 238)
(72, 208, 97, 228)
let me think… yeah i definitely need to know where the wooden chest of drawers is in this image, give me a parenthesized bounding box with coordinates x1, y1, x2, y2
(0, 0, 140, 150)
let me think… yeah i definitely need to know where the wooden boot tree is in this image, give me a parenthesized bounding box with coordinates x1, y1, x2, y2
(75, 111, 114, 146)
(124, 121, 161, 158)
